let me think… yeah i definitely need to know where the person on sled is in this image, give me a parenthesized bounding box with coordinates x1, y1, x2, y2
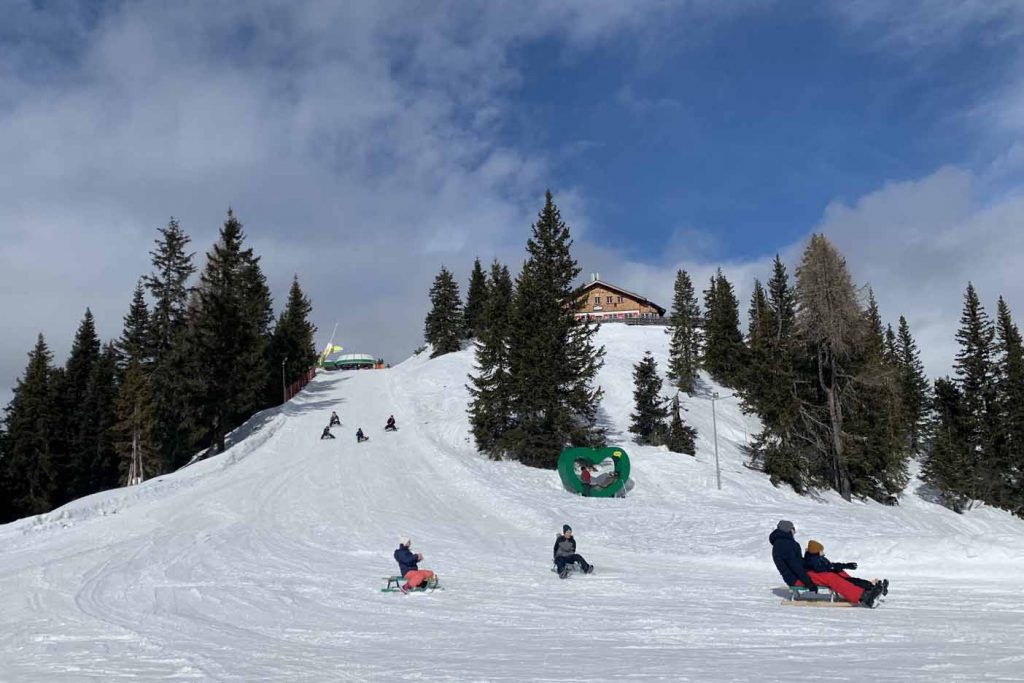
(385, 415, 398, 432)
(803, 539, 888, 596)
(769, 520, 883, 607)
(553, 524, 593, 578)
(320, 426, 336, 440)
(329, 411, 341, 427)
(356, 428, 369, 443)
(394, 537, 435, 594)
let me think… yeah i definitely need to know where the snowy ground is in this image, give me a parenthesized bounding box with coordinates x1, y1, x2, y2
(3, 325, 1024, 682)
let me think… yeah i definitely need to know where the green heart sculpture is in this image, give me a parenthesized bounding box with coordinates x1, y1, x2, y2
(557, 446, 631, 498)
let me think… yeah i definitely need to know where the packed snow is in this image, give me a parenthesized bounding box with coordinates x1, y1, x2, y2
(2, 325, 1024, 681)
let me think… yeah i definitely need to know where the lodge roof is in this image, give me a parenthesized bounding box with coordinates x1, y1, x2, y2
(578, 279, 666, 316)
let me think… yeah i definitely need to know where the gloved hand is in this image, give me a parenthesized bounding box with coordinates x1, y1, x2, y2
(844, 562, 858, 570)
(416, 553, 423, 561)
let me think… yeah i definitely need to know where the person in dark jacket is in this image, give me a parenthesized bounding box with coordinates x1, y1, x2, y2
(804, 539, 888, 595)
(356, 428, 369, 443)
(553, 525, 593, 578)
(320, 426, 336, 440)
(394, 536, 435, 594)
(329, 411, 341, 427)
(385, 415, 398, 432)
(769, 520, 883, 607)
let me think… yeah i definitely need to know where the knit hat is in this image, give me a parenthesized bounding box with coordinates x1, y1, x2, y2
(563, 524, 572, 533)
(806, 540, 824, 554)
(399, 536, 411, 547)
(776, 520, 795, 534)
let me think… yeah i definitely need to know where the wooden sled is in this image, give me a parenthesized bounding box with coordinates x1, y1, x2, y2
(381, 575, 440, 593)
(778, 585, 857, 607)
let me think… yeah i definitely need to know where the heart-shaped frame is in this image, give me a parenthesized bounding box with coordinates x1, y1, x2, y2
(557, 446, 631, 498)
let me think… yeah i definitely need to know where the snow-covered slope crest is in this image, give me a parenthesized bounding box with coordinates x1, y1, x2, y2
(2, 325, 1024, 681)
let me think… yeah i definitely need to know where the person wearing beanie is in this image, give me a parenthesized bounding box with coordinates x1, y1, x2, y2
(552, 525, 593, 578)
(769, 521, 885, 607)
(393, 536, 435, 594)
(803, 539, 889, 598)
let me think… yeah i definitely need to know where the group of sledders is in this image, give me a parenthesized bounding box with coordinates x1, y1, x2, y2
(391, 524, 594, 593)
(770, 520, 890, 607)
(320, 411, 398, 442)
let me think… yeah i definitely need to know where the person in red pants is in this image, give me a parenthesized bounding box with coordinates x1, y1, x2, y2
(804, 539, 889, 596)
(394, 537, 435, 594)
(769, 520, 883, 607)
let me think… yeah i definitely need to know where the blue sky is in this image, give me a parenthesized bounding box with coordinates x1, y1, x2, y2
(3, 1, 1024, 404)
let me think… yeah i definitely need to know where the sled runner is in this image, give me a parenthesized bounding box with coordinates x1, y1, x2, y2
(381, 575, 440, 593)
(778, 585, 857, 607)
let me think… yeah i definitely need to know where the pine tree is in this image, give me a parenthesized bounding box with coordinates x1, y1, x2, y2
(424, 266, 464, 357)
(895, 316, 930, 455)
(0, 335, 59, 521)
(702, 269, 745, 386)
(463, 258, 489, 340)
(993, 297, 1024, 512)
(267, 276, 318, 405)
(78, 343, 120, 494)
(144, 218, 195, 473)
(923, 378, 973, 512)
(741, 279, 774, 410)
(117, 280, 153, 372)
(793, 234, 865, 500)
(467, 261, 515, 456)
(58, 309, 103, 503)
(767, 254, 796, 345)
(629, 352, 669, 445)
(502, 191, 604, 467)
(182, 209, 274, 455)
(113, 358, 157, 485)
(953, 282, 997, 503)
(664, 394, 697, 455)
(666, 269, 702, 393)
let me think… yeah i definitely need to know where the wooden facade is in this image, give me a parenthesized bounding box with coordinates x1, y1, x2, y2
(574, 279, 665, 322)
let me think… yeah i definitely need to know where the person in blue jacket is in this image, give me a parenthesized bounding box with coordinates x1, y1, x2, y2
(394, 537, 435, 594)
(769, 520, 816, 589)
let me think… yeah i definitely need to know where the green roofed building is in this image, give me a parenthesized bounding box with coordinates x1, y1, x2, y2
(322, 352, 378, 370)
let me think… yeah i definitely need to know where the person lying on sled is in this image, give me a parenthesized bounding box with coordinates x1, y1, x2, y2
(803, 539, 888, 596)
(769, 520, 883, 607)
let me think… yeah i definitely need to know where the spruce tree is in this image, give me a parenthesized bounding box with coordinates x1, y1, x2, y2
(666, 269, 702, 393)
(58, 309, 102, 503)
(424, 266, 464, 357)
(993, 297, 1024, 512)
(702, 269, 745, 386)
(923, 378, 973, 512)
(664, 394, 697, 455)
(117, 280, 153, 372)
(463, 258, 488, 340)
(895, 316, 930, 455)
(502, 191, 604, 467)
(629, 352, 669, 445)
(767, 254, 795, 345)
(467, 261, 515, 456)
(144, 218, 195, 473)
(741, 279, 774, 411)
(953, 282, 996, 502)
(0, 335, 59, 520)
(183, 210, 274, 455)
(79, 343, 120, 494)
(267, 276, 318, 404)
(113, 358, 157, 485)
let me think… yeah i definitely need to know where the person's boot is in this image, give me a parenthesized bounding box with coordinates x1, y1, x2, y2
(583, 563, 594, 574)
(881, 579, 889, 596)
(558, 565, 569, 579)
(859, 583, 883, 608)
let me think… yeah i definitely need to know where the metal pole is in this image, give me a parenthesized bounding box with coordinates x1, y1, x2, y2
(281, 357, 287, 404)
(712, 392, 722, 490)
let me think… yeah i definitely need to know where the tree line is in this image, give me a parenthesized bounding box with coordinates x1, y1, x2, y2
(428, 213, 1023, 517)
(0, 211, 318, 524)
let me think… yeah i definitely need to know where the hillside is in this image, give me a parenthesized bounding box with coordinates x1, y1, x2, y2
(1, 325, 1023, 681)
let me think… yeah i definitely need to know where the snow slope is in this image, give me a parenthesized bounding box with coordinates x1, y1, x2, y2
(2, 325, 1024, 682)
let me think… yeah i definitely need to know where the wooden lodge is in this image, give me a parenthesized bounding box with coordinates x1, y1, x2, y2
(574, 275, 666, 323)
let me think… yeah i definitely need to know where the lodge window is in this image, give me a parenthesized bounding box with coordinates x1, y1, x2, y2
(606, 296, 613, 304)
(593, 296, 600, 305)
(618, 296, 624, 303)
